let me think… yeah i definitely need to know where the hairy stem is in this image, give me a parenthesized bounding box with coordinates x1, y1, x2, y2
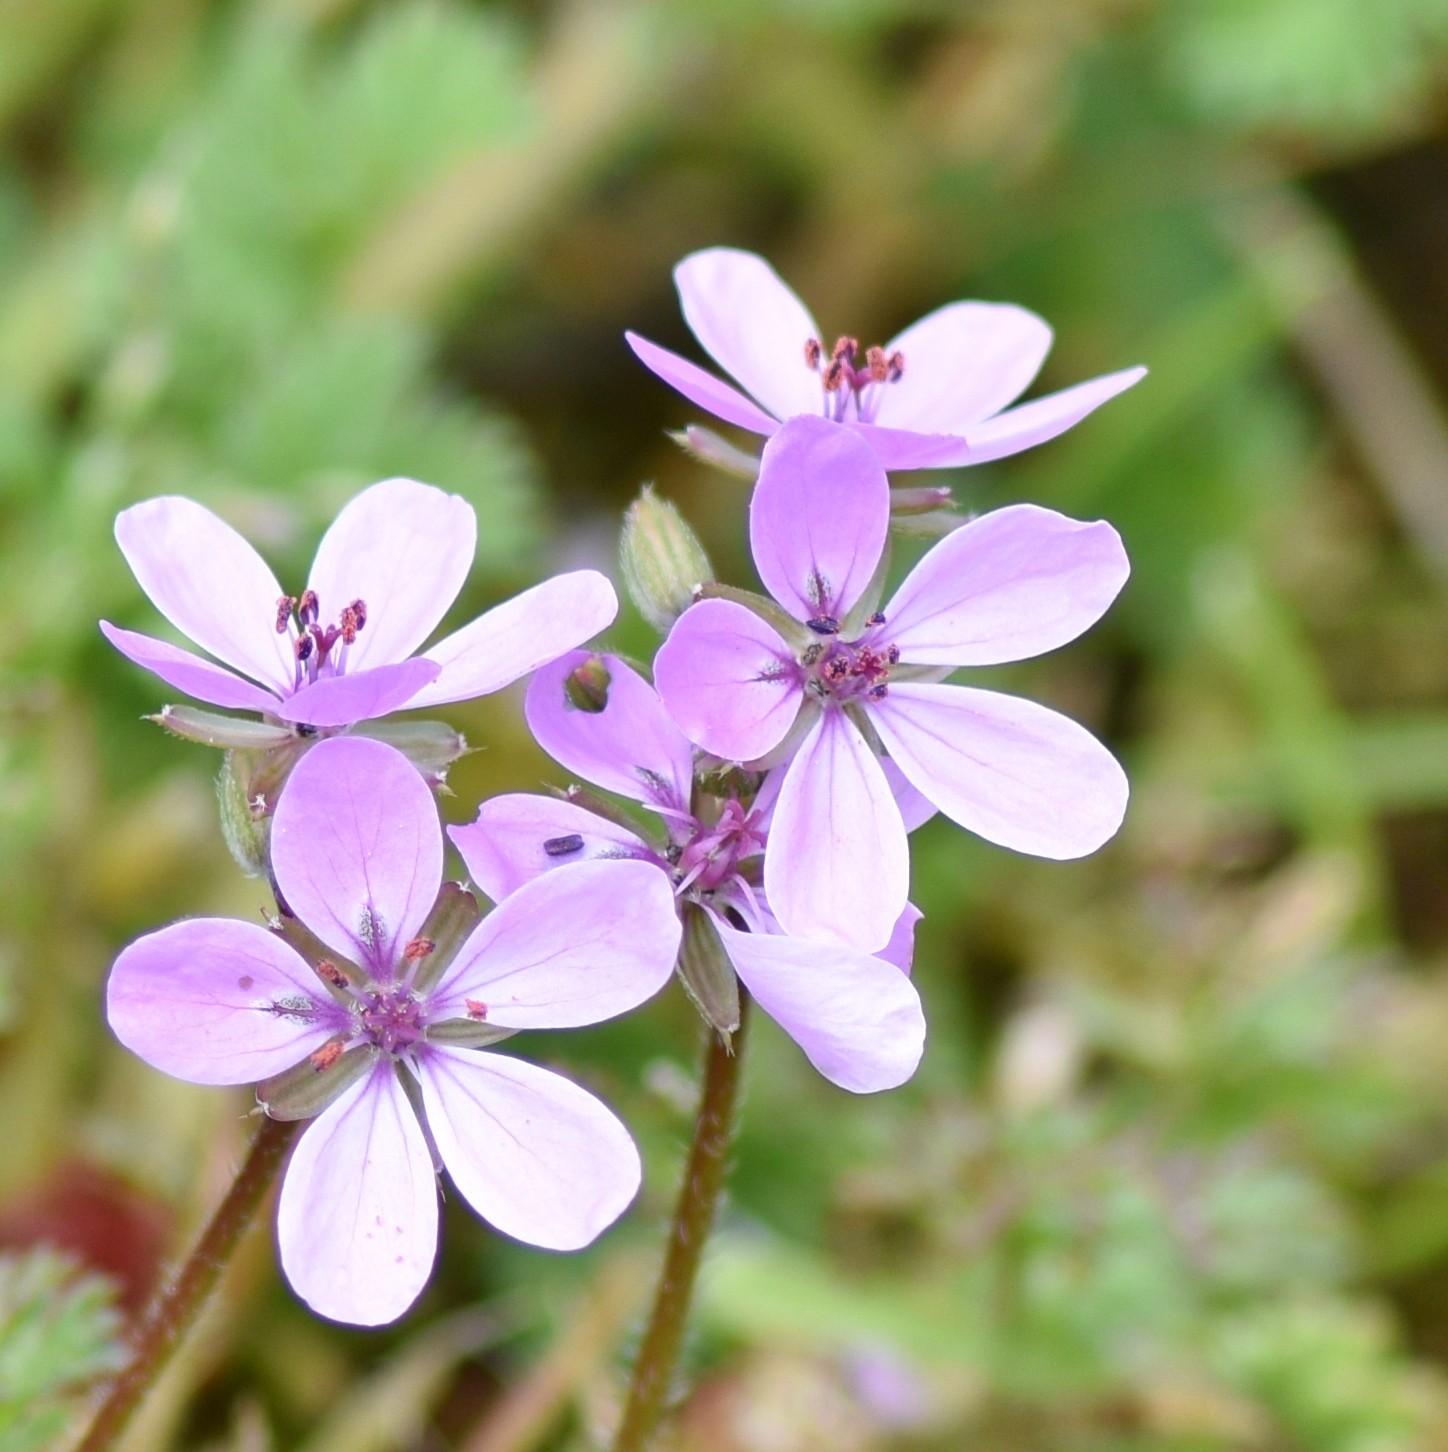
(76, 1114, 299, 1452)
(613, 993, 751, 1452)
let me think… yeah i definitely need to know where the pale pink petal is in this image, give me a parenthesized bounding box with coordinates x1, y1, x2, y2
(764, 710, 909, 954)
(107, 919, 343, 1085)
(406, 571, 618, 710)
(276, 1063, 438, 1326)
(653, 599, 801, 761)
(871, 683, 1128, 859)
(711, 916, 925, 1092)
(430, 859, 679, 1028)
(955, 366, 1147, 465)
(675, 248, 823, 420)
(850, 423, 975, 471)
(277, 659, 440, 727)
(449, 795, 650, 904)
(114, 496, 295, 692)
(878, 902, 923, 975)
(872, 302, 1052, 433)
(525, 652, 693, 810)
(750, 417, 889, 622)
(881, 758, 937, 833)
(883, 504, 1128, 667)
(270, 737, 442, 973)
(625, 332, 778, 434)
(306, 478, 476, 672)
(420, 1048, 640, 1250)
(100, 622, 282, 713)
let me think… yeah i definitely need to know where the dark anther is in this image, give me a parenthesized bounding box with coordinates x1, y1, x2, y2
(869, 683, 889, 700)
(886, 645, 901, 664)
(402, 937, 435, 962)
(821, 359, 846, 392)
(315, 960, 348, 989)
(544, 834, 585, 857)
(867, 611, 886, 627)
(298, 590, 319, 625)
(339, 602, 363, 645)
(294, 634, 314, 662)
(465, 998, 488, 1020)
(831, 335, 858, 365)
(888, 350, 905, 380)
(275, 596, 295, 634)
(866, 346, 890, 383)
(804, 337, 823, 369)
(310, 1040, 343, 1072)
(564, 655, 611, 713)
(806, 616, 840, 635)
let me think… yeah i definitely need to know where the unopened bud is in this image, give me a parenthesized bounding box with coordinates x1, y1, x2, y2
(677, 905, 740, 1037)
(620, 486, 714, 634)
(563, 655, 612, 713)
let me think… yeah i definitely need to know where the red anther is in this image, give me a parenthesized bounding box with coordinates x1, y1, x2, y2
(349, 598, 367, 632)
(886, 644, 900, 664)
(867, 611, 886, 627)
(339, 604, 361, 645)
(315, 960, 348, 989)
(831, 335, 858, 364)
(310, 1040, 343, 1072)
(402, 937, 435, 963)
(869, 683, 889, 700)
(822, 358, 848, 392)
(888, 350, 905, 380)
(294, 633, 314, 662)
(465, 999, 488, 1020)
(274, 596, 295, 634)
(866, 346, 889, 383)
(804, 337, 823, 369)
(298, 589, 319, 625)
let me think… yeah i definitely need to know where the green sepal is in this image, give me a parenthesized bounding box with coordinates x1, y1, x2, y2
(425, 1018, 519, 1048)
(889, 509, 965, 538)
(256, 1043, 377, 1121)
(545, 783, 663, 851)
(669, 424, 760, 479)
(620, 485, 715, 633)
(353, 718, 472, 786)
(269, 914, 367, 999)
(677, 904, 740, 1038)
(408, 881, 481, 993)
(217, 750, 271, 878)
(150, 706, 297, 751)
(888, 484, 955, 515)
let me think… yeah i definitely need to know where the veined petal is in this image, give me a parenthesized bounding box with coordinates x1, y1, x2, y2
(276, 1063, 438, 1326)
(750, 417, 890, 622)
(625, 333, 778, 434)
(653, 599, 801, 762)
(878, 901, 923, 975)
(107, 919, 342, 1085)
(675, 248, 822, 421)
(100, 623, 281, 713)
(884, 504, 1128, 667)
(114, 496, 295, 693)
(420, 1048, 640, 1250)
(712, 917, 925, 1093)
(276, 659, 440, 727)
(764, 710, 909, 954)
(449, 794, 650, 904)
(406, 571, 618, 710)
(850, 422, 976, 471)
(525, 652, 694, 810)
(871, 683, 1128, 859)
(270, 737, 442, 974)
(956, 366, 1147, 466)
(306, 478, 475, 673)
(430, 859, 679, 1028)
(881, 757, 936, 833)
(873, 302, 1053, 434)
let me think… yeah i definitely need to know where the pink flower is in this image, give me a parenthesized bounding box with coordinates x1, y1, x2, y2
(626, 247, 1145, 471)
(653, 416, 1130, 954)
(101, 477, 617, 728)
(449, 651, 927, 1094)
(106, 736, 681, 1325)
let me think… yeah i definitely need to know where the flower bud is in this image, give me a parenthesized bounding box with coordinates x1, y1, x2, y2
(563, 655, 611, 713)
(620, 486, 714, 634)
(677, 905, 740, 1037)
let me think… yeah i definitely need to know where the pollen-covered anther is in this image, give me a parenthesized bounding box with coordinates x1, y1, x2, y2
(298, 589, 319, 625)
(804, 337, 823, 369)
(831, 335, 858, 365)
(806, 616, 840, 635)
(315, 959, 349, 989)
(339, 598, 367, 644)
(866, 346, 890, 384)
(275, 596, 295, 633)
(465, 999, 488, 1020)
(310, 1040, 344, 1073)
(402, 936, 435, 963)
(294, 633, 313, 662)
(822, 358, 848, 393)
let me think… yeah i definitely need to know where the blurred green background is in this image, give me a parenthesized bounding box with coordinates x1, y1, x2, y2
(6, 0, 1448, 1447)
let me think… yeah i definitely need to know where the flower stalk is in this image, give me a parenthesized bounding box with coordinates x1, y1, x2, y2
(76, 1113, 300, 1452)
(612, 991, 751, 1452)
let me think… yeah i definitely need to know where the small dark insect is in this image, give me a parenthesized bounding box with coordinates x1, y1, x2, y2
(806, 616, 840, 635)
(544, 834, 585, 857)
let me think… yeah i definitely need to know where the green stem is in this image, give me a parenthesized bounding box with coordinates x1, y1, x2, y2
(612, 993, 750, 1452)
(76, 1114, 299, 1452)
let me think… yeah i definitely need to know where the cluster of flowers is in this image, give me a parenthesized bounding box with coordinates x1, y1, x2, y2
(103, 248, 1139, 1327)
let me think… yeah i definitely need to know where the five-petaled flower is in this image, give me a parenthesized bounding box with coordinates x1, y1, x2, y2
(653, 415, 1131, 955)
(106, 736, 681, 1325)
(101, 476, 617, 728)
(626, 247, 1145, 472)
(450, 651, 927, 1094)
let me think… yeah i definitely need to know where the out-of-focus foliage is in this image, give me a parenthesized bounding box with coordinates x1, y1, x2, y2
(5, 0, 1448, 1449)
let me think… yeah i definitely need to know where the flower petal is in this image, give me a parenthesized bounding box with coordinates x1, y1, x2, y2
(881, 757, 936, 833)
(449, 794, 650, 904)
(100, 622, 282, 713)
(525, 652, 694, 811)
(883, 504, 1128, 667)
(270, 737, 443, 974)
(878, 901, 923, 975)
(107, 919, 343, 1085)
(850, 423, 977, 471)
(955, 366, 1147, 465)
(114, 496, 295, 692)
(406, 571, 618, 710)
(624, 332, 778, 434)
(712, 917, 925, 1092)
(653, 599, 801, 762)
(873, 302, 1053, 433)
(276, 1063, 438, 1326)
(430, 859, 679, 1028)
(276, 659, 441, 727)
(675, 248, 822, 420)
(306, 478, 476, 673)
(420, 1047, 640, 1250)
(871, 683, 1128, 859)
(764, 710, 909, 954)
(750, 417, 890, 622)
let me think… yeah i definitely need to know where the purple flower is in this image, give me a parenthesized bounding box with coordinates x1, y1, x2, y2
(625, 247, 1145, 471)
(101, 477, 617, 728)
(106, 736, 680, 1325)
(653, 416, 1130, 954)
(448, 651, 927, 1095)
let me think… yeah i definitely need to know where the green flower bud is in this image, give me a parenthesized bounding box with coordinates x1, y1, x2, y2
(620, 485, 713, 634)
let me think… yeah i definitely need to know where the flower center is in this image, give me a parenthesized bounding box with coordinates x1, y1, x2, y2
(358, 985, 427, 1055)
(274, 590, 369, 688)
(804, 335, 904, 424)
(674, 798, 765, 897)
(801, 612, 898, 703)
